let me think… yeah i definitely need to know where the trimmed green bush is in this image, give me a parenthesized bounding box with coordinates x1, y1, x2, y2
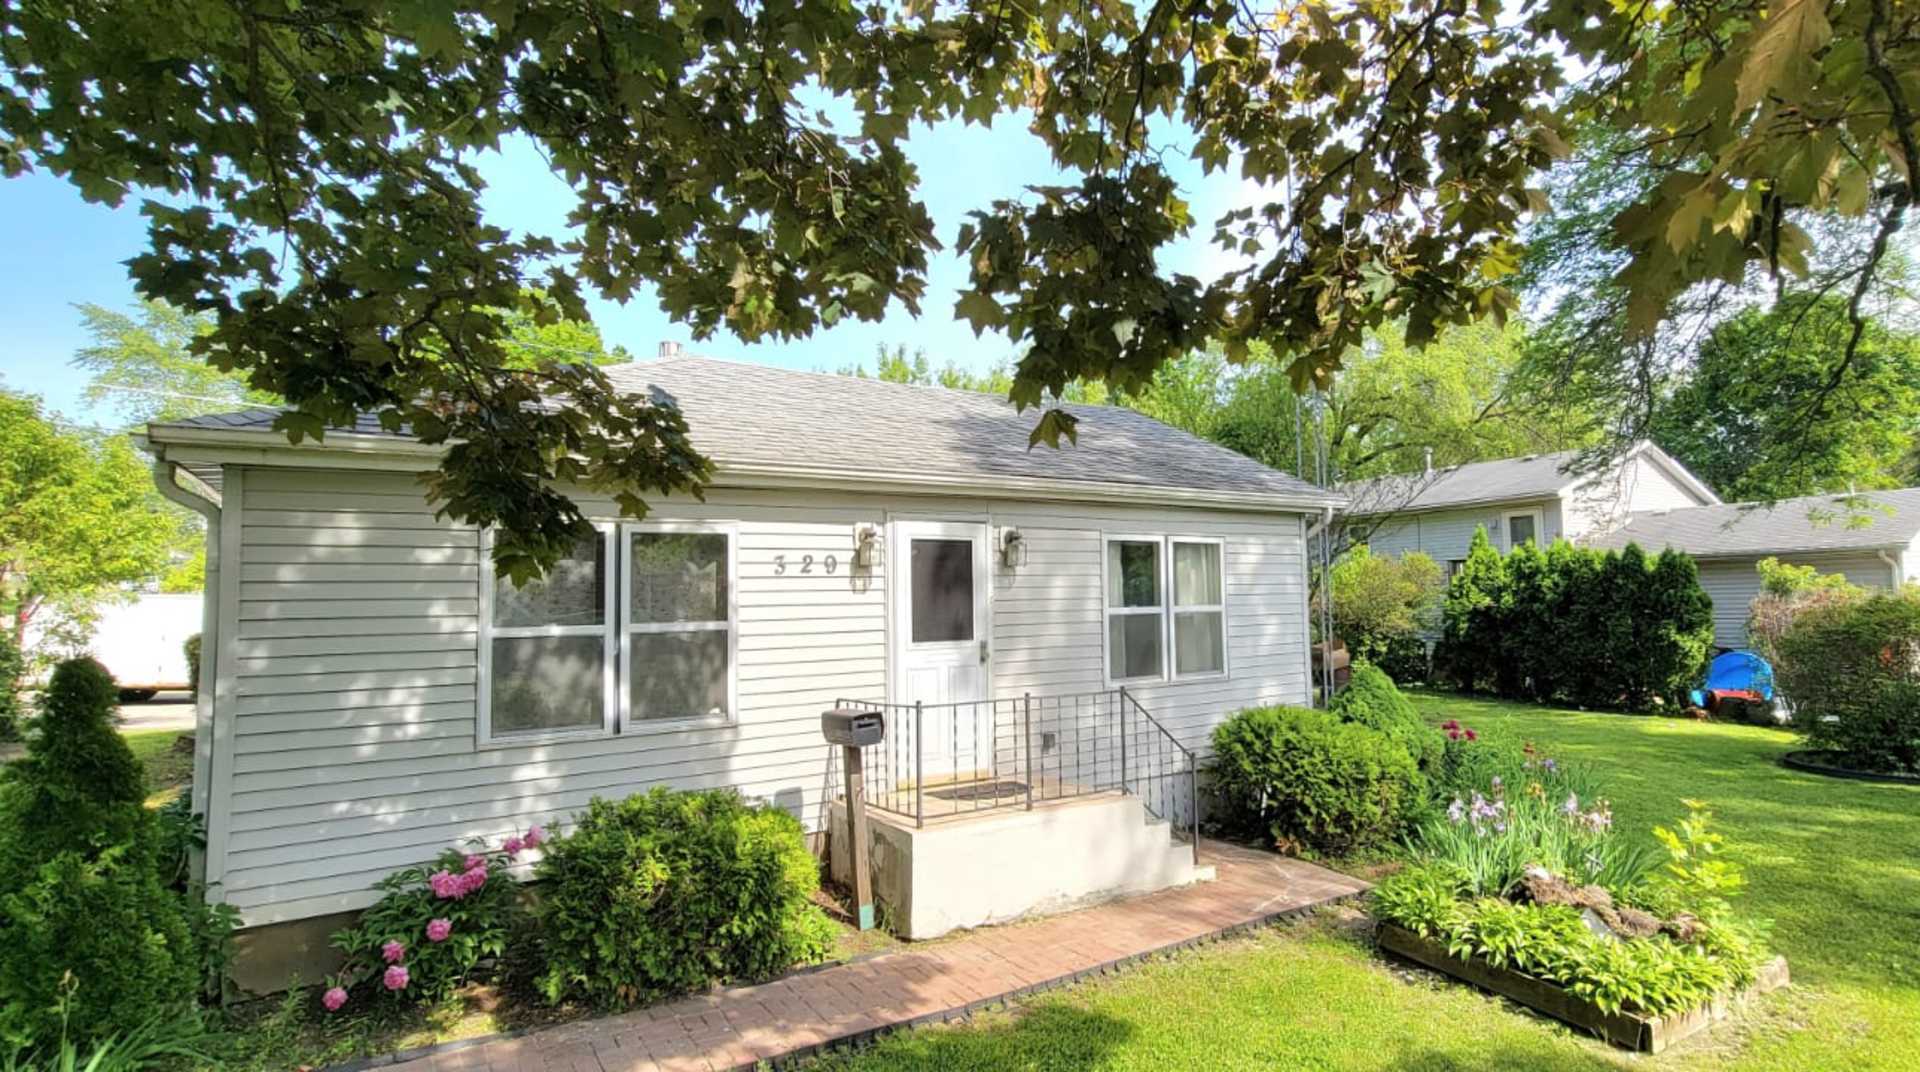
(1209, 706, 1422, 856)
(1436, 529, 1713, 710)
(183, 633, 202, 698)
(534, 788, 834, 1007)
(1331, 661, 1442, 771)
(1329, 545, 1442, 680)
(0, 848, 200, 1051)
(0, 659, 149, 871)
(1775, 589, 1920, 773)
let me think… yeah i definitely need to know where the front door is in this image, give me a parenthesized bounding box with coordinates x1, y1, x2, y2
(892, 520, 992, 779)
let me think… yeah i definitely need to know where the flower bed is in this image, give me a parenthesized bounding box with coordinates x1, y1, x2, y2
(1374, 731, 1782, 1051)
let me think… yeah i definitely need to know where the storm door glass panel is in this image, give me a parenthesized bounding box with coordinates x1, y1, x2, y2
(910, 538, 974, 643)
(491, 635, 607, 734)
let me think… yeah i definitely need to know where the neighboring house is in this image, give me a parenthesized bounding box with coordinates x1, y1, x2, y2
(1589, 488, 1920, 650)
(142, 355, 1342, 982)
(1338, 442, 1721, 571)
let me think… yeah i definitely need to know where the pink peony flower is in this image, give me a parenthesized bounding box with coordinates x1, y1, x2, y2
(322, 986, 348, 1012)
(383, 964, 410, 991)
(382, 939, 406, 964)
(464, 853, 485, 872)
(459, 864, 489, 895)
(503, 835, 525, 859)
(524, 824, 546, 848)
(429, 869, 462, 899)
(426, 918, 453, 943)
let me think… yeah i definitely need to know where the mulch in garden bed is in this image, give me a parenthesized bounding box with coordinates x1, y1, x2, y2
(1780, 750, 1920, 785)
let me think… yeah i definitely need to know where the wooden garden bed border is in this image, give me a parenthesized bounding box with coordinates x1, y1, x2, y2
(1377, 923, 1789, 1054)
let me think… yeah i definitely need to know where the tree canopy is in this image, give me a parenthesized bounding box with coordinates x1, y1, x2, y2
(3, 0, 1915, 574)
(0, 391, 181, 642)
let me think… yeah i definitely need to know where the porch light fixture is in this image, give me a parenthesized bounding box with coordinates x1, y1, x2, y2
(851, 523, 879, 569)
(1000, 527, 1027, 568)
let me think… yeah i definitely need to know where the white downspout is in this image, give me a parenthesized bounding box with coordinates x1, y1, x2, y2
(1878, 549, 1904, 588)
(148, 453, 222, 886)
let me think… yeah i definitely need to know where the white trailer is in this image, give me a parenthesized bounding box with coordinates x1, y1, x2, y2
(82, 592, 202, 699)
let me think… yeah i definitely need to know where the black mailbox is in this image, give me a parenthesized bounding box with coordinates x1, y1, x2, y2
(822, 707, 885, 748)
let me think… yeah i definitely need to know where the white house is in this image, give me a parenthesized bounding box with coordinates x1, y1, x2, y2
(143, 355, 1341, 983)
(1588, 488, 1920, 649)
(1338, 442, 1721, 570)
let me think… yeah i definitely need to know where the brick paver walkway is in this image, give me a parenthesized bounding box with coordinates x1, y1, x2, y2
(375, 841, 1367, 1072)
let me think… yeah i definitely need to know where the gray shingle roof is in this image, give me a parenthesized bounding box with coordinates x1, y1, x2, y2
(153, 356, 1335, 504)
(1339, 450, 1586, 514)
(1589, 488, 1920, 558)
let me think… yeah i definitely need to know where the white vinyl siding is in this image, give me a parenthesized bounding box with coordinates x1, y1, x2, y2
(1350, 502, 1563, 566)
(208, 467, 1314, 925)
(1696, 551, 1903, 650)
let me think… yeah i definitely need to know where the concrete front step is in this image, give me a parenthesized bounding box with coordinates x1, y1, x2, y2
(829, 791, 1212, 940)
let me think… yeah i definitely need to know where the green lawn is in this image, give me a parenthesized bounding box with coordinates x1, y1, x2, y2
(808, 694, 1920, 1071)
(122, 727, 195, 806)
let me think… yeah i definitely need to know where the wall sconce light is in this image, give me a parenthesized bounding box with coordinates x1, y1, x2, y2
(1000, 527, 1027, 568)
(851, 524, 879, 569)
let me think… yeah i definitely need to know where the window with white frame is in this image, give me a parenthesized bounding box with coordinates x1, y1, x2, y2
(480, 523, 736, 744)
(1104, 536, 1229, 684)
(1504, 509, 1543, 550)
(1171, 539, 1225, 677)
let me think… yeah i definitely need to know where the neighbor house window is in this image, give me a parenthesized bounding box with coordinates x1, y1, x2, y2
(480, 522, 736, 744)
(1504, 509, 1544, 550)
(1104, 535, 1230, 684)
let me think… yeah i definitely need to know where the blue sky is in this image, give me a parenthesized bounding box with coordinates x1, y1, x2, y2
(0, 114, 1248, 426)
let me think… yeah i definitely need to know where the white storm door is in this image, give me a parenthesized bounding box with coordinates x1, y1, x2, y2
(892, 521, 992, 778)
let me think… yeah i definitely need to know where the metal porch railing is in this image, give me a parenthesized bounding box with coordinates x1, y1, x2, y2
(832, 688, 1199, 863)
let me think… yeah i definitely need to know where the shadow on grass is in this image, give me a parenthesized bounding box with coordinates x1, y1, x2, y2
(807, 1004, 1135, 1070)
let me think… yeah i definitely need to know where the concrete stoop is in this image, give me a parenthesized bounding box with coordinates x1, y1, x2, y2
(828, 791, 1212, 940)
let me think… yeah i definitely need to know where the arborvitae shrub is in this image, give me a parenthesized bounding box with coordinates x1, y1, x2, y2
(0, 658, 149, 868)
(1332, 661, 1442, 772)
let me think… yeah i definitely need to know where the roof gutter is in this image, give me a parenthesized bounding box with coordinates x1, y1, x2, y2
(144, 445, 221, 888)
(146, 424, 1349, 514)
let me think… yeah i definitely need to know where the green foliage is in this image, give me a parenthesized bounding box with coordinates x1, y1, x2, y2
(183, 633, 202, 698)
(0, 659, 148, 870)
(1436, 531, 1712, 710)
(0, 629, 22, 742)
(0, 997, 206, 1072)
(1208, 706, 1422, 856)
(0, 392, 182, 632)
(1367, 863, 1470, 939)
(1328, 548, 1442, 676)
(1650, 800, 1748, 921)
(1648, 296, 1920, 501)
(534, 789, 834, 1008)
(330, 839, 526, 1006)
(1747, 558, 1866, 666)
(1758, 556, 1864, 599)
(1331, 662, 1441, 772)
(1774, 589, 1920, 773)
(0, 848, 201, 1052)
(17, 0, 1901, 577)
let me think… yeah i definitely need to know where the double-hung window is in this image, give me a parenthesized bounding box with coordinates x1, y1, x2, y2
(1103, 535, 1229, 684)
(479, 522, 736, 745)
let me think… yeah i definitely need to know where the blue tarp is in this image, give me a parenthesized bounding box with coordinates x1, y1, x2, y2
(1689, 650, 1775, 708)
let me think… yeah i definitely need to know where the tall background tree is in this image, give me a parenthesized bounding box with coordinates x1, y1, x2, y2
(3, 0, 1914, 575)
(0, 391, 179, 651)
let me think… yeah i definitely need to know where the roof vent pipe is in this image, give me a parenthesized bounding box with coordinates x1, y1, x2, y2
(658, 341, 683, 359)
(1424, 447, 1433, 475)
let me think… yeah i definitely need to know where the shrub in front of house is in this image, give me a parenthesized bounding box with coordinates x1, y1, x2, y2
(0, 659, 213, 1052)
(1329, 545, 1443, 681)
(183, 633, 202, 698)
(1435, 529, 1713, 711)
(1209, 706, 1422, 856)
(0, 628, 24, 742)
(533, 788, 835, 1008)
(324, 826, 542, 1012)
(1331, 661, 1442, 772)
(1774, 588, 1920, 773)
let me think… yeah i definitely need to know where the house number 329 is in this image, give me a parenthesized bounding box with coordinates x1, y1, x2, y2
(773, 554, 837, 575)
